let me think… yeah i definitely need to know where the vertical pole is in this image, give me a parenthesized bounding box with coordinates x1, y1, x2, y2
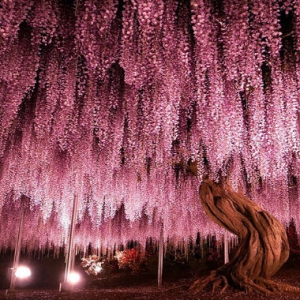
(64, 194, 78, 285)
(224, 231, 229, 264)
(186, 240, 189, 262)
(10, 205, 25, 290)
(71, 244, 76, 272)
(158, 224, 163, 288)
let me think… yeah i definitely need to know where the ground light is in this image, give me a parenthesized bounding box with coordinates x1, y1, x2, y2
(67, 271, 80, 285)
(59, 271, 81, 292)
(15, 266, 31, 279)
(93, 264, 102, 274)
(5, 265, 32, 295)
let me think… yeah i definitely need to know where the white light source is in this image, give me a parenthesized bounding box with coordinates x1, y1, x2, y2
(94, 264, 102, 274)
(15, 266, 31, 279)
(67, 272, 80, 284)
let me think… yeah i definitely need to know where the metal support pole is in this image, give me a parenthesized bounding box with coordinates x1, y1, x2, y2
(9, 205, 25, 290)
(158, 224, 163, 288)
(63, 194, 78, 288)
(224, 231, 229, 264)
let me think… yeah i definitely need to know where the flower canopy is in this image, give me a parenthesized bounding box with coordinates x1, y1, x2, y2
(0, 0, 299, 250)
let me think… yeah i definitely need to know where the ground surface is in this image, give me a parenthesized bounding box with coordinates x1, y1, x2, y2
(0, 260, 299, 300)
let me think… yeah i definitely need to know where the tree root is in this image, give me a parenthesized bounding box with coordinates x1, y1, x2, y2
(255, 277, 300, 293)
(189, 271, 300, 295)
(189, 271, 229, 294)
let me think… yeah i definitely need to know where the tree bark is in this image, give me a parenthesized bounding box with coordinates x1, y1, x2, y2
(190, 179, 299, 294)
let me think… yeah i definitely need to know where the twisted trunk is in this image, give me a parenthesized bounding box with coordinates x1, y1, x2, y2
(190, 179, 299, 294)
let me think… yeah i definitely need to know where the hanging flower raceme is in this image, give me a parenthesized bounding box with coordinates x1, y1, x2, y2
(75, 0, 119, 77)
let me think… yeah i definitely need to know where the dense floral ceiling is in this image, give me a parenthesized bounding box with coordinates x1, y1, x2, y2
(0, 0, 299, 250)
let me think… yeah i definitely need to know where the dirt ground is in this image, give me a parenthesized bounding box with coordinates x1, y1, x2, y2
(0, 260, 300, 300)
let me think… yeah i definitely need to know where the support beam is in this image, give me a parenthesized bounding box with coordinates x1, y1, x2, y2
(158, 224, 163, 288)
(224, 231, 229, 264)
(9, 204, 25, 291)
(60, 194, 78, 291)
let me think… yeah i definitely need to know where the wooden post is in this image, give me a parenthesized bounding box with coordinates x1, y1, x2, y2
(9, 204, 25, 290)
(62, 194, 78, 289)
(158, 224, 163, 288)
(224, 231, 229, 264)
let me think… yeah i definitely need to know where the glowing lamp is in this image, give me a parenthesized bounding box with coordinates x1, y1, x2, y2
(94, 264, 102, 274)
(15, 266, 31, 279)
(67, 272, 80, 284)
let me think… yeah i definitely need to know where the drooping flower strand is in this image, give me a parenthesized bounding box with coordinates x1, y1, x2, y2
(75, 0, 119, 77)
(292, 0, 300, 51)
(221, 0, 254, 86)
(135, 0, 164, 84)
(34, 47, 59, 140)
(0, 27, 40, 156)
(27, 0, 58, 46)
(120, 0, 139, 86)
(250, 0, 282, 61)
(0, 0, 34, 53)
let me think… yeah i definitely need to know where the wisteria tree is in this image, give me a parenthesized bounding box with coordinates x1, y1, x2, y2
(190, 178, 292, 294)
(1, 0, 300, 294)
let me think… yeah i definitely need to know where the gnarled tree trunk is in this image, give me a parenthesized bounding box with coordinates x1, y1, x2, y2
(190, 179, 299, 294)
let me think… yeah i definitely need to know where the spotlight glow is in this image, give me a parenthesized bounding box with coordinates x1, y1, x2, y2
(15, 266, 31, 279)
(67, 272, 80, 284)
(94, 264, 102, 274)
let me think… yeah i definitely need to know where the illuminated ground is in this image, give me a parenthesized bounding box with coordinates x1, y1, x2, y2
(0, 258, 299, 300)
